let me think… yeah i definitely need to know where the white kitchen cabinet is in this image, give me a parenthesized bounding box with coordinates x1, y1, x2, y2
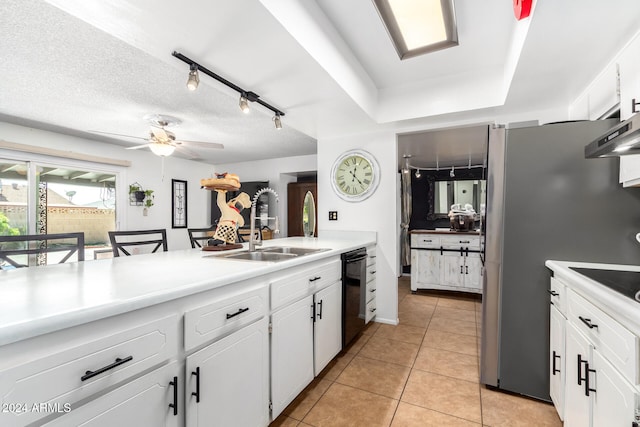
(591, 349, 639, 427)
(186, 317, 269, 427)
(411, 232, 482, 294)
(271, 295, 315, 419)
(313, 281, 342, 375)
(44, 362, 179, 427)
(549, 304, 566, 421)
(564, 322, 592, 427)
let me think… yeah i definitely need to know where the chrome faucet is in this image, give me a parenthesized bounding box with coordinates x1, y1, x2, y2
(249, 187, 279, 252)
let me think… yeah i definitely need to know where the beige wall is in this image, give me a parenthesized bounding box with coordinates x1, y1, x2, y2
(1, 205, 114, 245)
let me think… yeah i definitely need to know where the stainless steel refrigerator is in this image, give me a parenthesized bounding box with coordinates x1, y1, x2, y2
(481, 119, 640, 400)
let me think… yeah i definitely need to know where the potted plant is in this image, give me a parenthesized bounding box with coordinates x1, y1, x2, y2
(129, 184, 146, 203)
(143, 190, 154, 208)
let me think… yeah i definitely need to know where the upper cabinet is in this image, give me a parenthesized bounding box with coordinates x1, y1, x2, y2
(568, 63, 619, 121)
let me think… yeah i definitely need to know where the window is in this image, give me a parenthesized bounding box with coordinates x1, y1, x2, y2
(0, 158, 119, 265)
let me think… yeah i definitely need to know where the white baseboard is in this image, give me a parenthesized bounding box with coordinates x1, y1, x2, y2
(372, 316, 399, 326)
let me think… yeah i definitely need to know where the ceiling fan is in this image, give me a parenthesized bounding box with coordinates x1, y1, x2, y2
(91, 114, 224, 159)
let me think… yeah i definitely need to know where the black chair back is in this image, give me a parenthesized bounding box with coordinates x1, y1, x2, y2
(0, 232, 85, 268)
(108, 229, 168, 257)
(187, 227, 215, 248)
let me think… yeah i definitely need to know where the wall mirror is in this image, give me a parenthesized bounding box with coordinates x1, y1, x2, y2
(302, 191, 316, 237)
(431, 179, 486, 217)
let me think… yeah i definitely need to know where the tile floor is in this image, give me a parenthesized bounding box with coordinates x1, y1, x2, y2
(271, 277, 562, 427)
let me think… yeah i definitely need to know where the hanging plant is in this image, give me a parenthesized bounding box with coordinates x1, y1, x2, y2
(143, 190, 155, 208)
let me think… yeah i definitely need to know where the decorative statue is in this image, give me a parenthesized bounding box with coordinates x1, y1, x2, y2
(210, 189, 251, 245)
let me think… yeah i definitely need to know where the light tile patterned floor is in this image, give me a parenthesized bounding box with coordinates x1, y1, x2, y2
(271, 277, 562, 427)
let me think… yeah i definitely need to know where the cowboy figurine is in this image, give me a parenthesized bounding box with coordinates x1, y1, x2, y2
(209, 189, 252, 245)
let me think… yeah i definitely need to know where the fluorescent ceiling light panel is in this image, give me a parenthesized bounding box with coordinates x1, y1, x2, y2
(374, 0, 458, 60)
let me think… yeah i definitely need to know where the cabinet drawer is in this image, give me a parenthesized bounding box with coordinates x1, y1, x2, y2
(365, 298, 376, 323)
(411, 234, 440, 248)
(366, 265, 377, 284)
(366, 280, 376, 303)
(184, 283, 268, 351)
(366, 248, 377, 267)
(567, 289, 638, 385)
(271, 259, 341, 311)
(440, 235, 480, 249)
(0, 315, 177, 427)
(549, 277, 567, 315)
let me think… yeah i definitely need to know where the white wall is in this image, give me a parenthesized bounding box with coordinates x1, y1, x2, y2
(0, 122, 215, 250)
(214, 154, 317, 237)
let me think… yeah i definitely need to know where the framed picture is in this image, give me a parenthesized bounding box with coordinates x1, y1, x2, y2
(172, 179, 187, 228)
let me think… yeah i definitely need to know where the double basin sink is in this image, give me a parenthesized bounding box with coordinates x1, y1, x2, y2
(218, 246, 330, 262)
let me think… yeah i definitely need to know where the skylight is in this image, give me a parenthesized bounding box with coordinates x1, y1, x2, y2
(373, 0, 458, 60)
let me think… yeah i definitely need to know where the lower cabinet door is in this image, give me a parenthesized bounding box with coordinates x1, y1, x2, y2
(440, 252, 464, 288)
(271, 295, 314, 419)
(411, 249, 440, 290)
(592, 349, 638, 427)
(314, 282, 342, 375)
(44, 362, 179, 427)
(186, 318, 269, 427)
(549, 305, 566, 420)
(564, 322, 592, 427)
(463, 253, 483, 291)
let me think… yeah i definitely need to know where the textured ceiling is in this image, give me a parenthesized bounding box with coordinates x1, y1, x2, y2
(1, 0, 640, 167)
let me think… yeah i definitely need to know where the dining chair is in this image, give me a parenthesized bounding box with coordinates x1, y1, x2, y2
(0, 232, 85, 269)
(187, 227, 215, 248)
(108, 229, 168, 257)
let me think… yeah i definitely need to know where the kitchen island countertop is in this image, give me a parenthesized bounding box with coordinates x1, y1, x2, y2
(0, 234, 375, 346)
(545, 260, 640, 337)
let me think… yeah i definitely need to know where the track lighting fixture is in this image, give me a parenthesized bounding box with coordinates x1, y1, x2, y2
(186, 64, 199, 91)
(172, 51, 285, 129)
(450, 166, 455, 178)
(239, 93, 250, 114)
(415, 169, 421, 179)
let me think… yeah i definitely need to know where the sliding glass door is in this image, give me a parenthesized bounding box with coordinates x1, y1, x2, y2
(0, 158, 117, 266)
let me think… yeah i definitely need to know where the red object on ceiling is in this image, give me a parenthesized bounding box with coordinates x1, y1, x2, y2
(513, 0, 532, 20)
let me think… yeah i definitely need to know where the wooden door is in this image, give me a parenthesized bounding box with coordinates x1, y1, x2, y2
(287, 182, 317, 237)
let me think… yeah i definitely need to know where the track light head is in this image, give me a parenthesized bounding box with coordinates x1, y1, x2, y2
(186, 64, 199, 91)
(415, 169, 421, 179)
(450, 166, 455, 178)
(273, 113, 282, 130)
(239, 93, 250, 114)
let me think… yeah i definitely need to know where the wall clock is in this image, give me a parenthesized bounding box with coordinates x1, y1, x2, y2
(330, 149, 380, 202)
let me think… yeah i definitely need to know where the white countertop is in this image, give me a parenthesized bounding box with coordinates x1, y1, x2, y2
(545, 260, 640, 336)
(0, 235, 376, 346)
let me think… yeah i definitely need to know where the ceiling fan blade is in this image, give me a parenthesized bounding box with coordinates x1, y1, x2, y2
(125, 144, 152, 150)
(178, 140, 224, 149)
(150, 127, 170, 142)
(175, 145, 202, 160)
(89, 130, 148, 141)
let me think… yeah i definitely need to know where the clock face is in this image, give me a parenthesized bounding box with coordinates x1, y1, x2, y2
(331, 150, 379, 201)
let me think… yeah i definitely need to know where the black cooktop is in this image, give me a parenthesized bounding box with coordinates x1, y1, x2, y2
(570, 267, 640, 304)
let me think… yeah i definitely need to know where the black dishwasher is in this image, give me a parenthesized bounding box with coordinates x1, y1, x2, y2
(341, 247, 367, 349)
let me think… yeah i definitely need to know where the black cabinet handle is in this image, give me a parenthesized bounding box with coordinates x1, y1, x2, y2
(460, 240, 470, 244)
(309, 276, 321, 282)
(370, 288, 376, 293)
(423, 239, 432, 243)
(460, 247, 463, 256)
(192, 367, 200, 403)
(317, 299, 323, 320)
(552, 351, 560, 375)
(369, 255, 377, 259)
(169, 376, 178, 416)
(577, 354, 587, 386)
(578, 316, 598, 329)
(370, 307, 376, 313)
(547, 290, 559, 297)
(440, 246, 443, 255)
(465, 247, 469, 257)
(370, 270, 376, 275)
(460, 265, 463, 274)
(585, 363, 596, 396)
(81, 356, 133, 381)
(226, 307, 249, 319)
(465, 265, 469, 274)
(311, 303, 316, 322)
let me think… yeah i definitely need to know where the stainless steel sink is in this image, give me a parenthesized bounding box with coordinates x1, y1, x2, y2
(258, 246, 330, 256)
(219, 251, 297, 262)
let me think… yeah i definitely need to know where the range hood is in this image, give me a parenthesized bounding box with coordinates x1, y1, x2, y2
(585, 113, 640, 158)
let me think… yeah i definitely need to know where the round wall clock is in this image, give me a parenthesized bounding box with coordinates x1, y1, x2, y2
(330, 149, 380, 202)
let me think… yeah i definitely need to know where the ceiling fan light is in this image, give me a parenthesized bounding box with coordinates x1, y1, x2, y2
(239, 94, 250, 114)
(186, 64, 199, 91)
(149, 143, 176, 157)
(273, 113, 282, 130)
